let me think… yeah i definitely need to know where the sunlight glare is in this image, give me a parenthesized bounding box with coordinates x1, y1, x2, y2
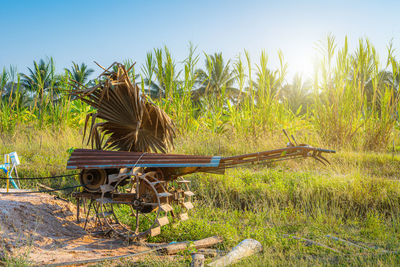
(288, 49, 315, 80)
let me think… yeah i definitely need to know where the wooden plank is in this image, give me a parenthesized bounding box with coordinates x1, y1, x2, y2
(158, 192, 173, 198)
(182, 202, 194, 210)
(179, 213, 189, 221)
(157, 216, 169, 226)
(160, 204, 173, 212)
(160, 236, 223, 255)
(184, 191, 195, 197)
(177, 180, 191, 183)
(150, 226, 161, 237)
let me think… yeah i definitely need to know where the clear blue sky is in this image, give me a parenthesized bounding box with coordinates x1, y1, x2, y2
(1, 0, 399, 79)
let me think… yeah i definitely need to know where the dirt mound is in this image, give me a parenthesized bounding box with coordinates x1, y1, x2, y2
(0, 190, 149, 265)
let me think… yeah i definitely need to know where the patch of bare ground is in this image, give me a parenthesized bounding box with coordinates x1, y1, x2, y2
(0, 190, 153, 265)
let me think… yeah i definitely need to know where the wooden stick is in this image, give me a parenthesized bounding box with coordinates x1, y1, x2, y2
(326, 235, 369, 250)
(94, 61, 107, 71)
(37, 183, 54, 191)
(127, 62, 136, 73)
(327, 234, 393, 253)
(160, 236, 223, 255)
(283, 234, 341, 253)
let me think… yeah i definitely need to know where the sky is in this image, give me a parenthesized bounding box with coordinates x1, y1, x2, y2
(1, 0, 400, 80)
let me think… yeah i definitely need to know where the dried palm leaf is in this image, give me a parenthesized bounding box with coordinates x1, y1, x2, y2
(69, 62, 175, 153)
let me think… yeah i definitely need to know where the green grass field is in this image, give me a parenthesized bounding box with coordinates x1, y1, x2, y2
(1, 35, 400, 265)
(1, 128, 400, 266)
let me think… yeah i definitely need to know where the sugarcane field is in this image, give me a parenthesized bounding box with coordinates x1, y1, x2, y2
(2, 1, 400, 266)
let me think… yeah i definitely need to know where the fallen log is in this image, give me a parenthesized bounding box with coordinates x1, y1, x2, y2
(160, 236, 224, 255)
(208, 239, 263, 267)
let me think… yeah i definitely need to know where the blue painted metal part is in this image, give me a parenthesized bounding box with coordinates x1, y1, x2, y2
(0, 163, 19, 189)
(66, 156, 222, 170)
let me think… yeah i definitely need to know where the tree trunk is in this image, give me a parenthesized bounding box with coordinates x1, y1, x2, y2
(208, 239, 262, 267)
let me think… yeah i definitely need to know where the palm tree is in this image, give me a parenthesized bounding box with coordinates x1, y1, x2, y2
(0, 67, 30, 107)
(363, 69, 400, 114)
(253, 67, 281, 104)
(66, 62, 94, 89)
(21, 58, 59, 104)
(139, 48, 182, 100)
(250, 51, 287, 107)
(1, 81, 30, 108)
(193, 53, 239, 101)
(0, 68, 8, 99)
(280, 74, 312, 114)
(142, 52, 162, 99)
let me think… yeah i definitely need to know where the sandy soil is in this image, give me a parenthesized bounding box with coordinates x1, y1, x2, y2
(0, 190, 154, 265)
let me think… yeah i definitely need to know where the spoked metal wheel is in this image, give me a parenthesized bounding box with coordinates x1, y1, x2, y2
(98, 172, 167, 240)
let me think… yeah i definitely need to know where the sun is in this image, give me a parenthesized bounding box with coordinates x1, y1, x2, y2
(280, 39, 317, 80)
(288, 53, 316, 80)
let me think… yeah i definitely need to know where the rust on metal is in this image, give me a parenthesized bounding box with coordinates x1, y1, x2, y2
(68, 145, 334, 173)
(67, 149, 221, 169)
(67, 62, 336, 241)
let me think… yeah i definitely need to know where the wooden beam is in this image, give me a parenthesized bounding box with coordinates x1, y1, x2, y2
(160, 236, 223, 255)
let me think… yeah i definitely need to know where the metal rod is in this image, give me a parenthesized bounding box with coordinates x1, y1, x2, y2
(76, 196, 80, 223)
(84, 199, 93, 230)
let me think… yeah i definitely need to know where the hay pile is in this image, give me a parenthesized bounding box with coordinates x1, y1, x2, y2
(70, 62, 175, 153)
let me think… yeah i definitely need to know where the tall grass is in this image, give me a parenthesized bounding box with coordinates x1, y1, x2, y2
(1, 35, 399, 151)
(313, 35, 400, 150)
(0, 63, 89, 132)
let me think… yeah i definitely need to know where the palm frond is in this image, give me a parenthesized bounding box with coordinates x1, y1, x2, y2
(70, 62, 175, 153)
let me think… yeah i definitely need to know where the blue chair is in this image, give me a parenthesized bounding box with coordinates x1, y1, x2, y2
(1, 153, 19, 190)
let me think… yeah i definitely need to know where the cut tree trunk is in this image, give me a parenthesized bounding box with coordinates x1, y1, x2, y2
(208, 239, 263, 267)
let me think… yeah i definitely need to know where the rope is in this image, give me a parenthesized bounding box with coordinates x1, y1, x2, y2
(0, 173, 78, 180)
(127, 152, 147, 178)
(135, 152, 147, 167)
(0, 184, 83, 195)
